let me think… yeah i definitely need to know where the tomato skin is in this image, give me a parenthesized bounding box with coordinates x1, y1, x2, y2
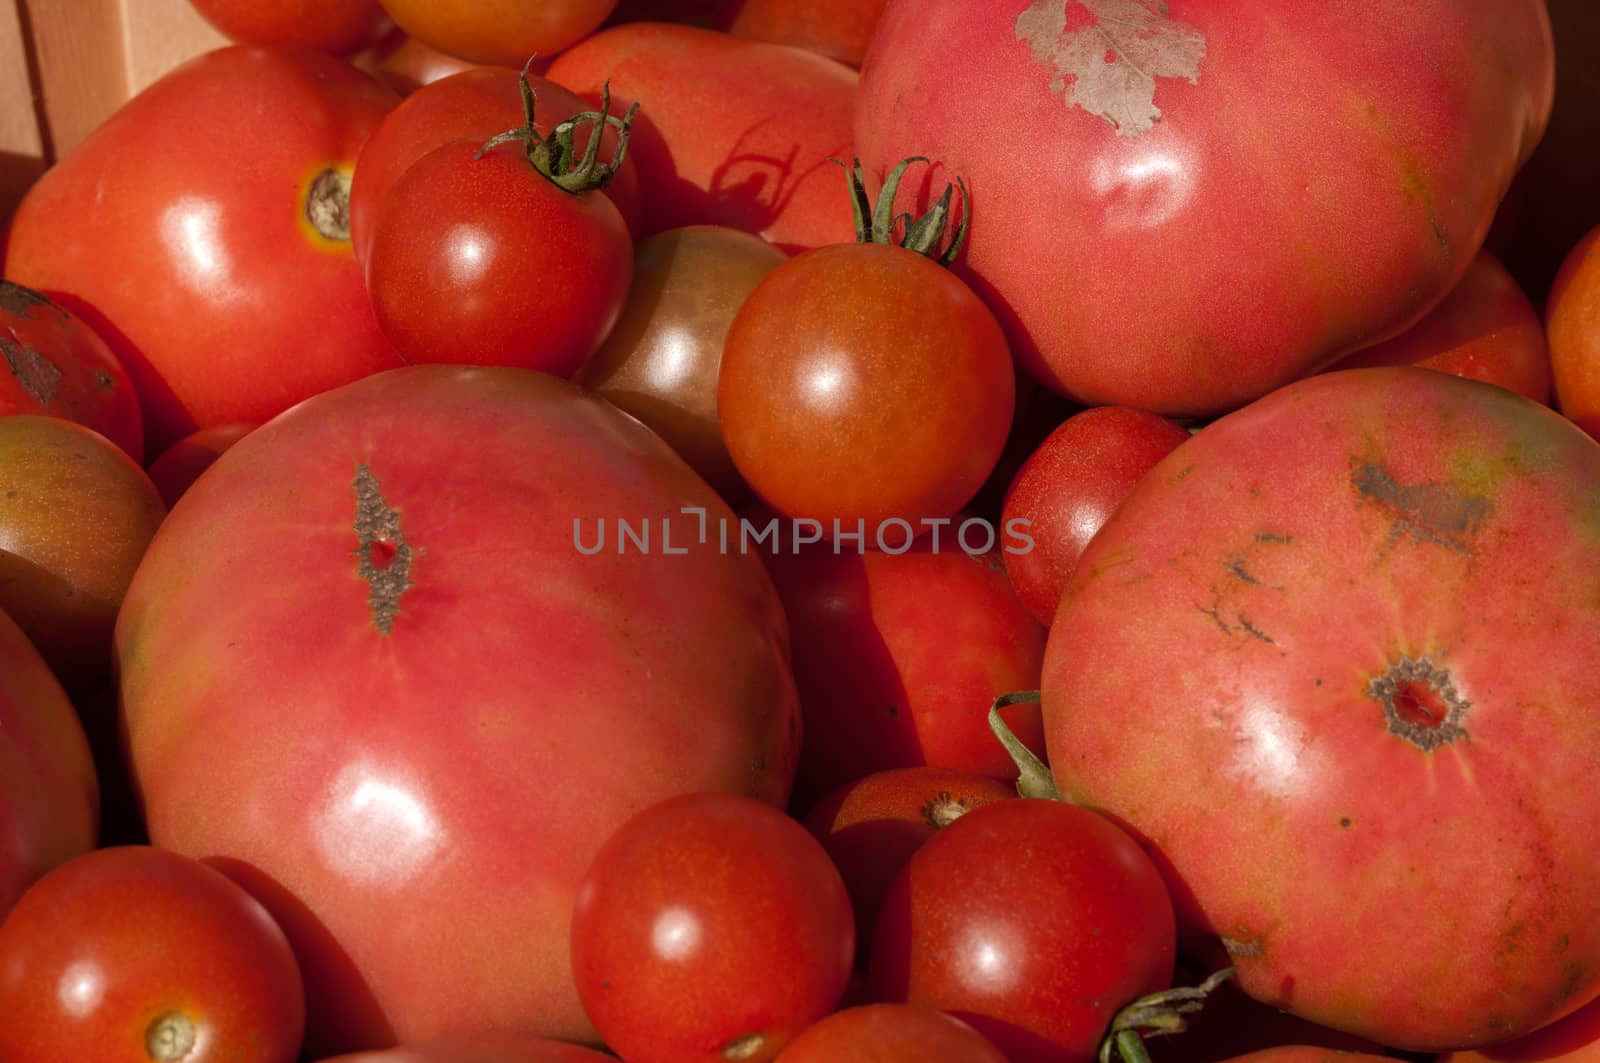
(1546, 224, 1600, 441)
(1001, 406, 1190, 626)
(575, 224, 786, 501)
(0, 608, 96, 918)
(0, 281, 142, 459)
(571, 792, 854, 1063)
(546, 23, 858, 253)
(0, 846, 304, 1063)
(354, 29, 495, 97)
(853, 0, 1554, 418)
(869, 798, 1177, 1063)
(1327, 250, 1552, 404)
(350, 67, 640, 264)
(1, 46, 403, 459)
(1439, 991, 1600, 1063)
(317, 1032, 616, 1062)
(720, 243, 1015, 530)
(378, 0, 619, 65)
(1042, 368, 1600, 1048)
(365, 138, 631, 375)
(190, 0, 390, 54)
(801, 767, 1016, 953)
(775, 1004, 1008, 1062)
(718, 0, 889, 67)
(0, 415, 166, 692)
(116, 365, 801, 1052)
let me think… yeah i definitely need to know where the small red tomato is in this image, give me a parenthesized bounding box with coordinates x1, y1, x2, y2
(758, 515, 1046, 808)
(870, 798, 1177, 1063)
(0, 280, 142, 458)
(189, 0, 391, 54)
(1327, 250, 1552, 404)
(571, 792, 854, 1062)
(364, 79, 633, 375)
(719, 159, 1013, 532)
(775, 1004, 1008, 1062)
(379, 0, 618, 66)
(350, 67, 640, 264)
(802, 767, 1016, 953)
(718, 0, 889, 67)
(1547, 223, 1600, 440)
(145, 422, 257, 509)
(0, 846, 305, 1063)
(1001, 406, 1190, 626)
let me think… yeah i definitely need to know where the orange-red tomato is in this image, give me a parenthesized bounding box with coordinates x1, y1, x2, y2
(378, 0, 619, 66)
(189, 0, 391, 54)
(775, 1004, 1007, 1062)
(718, 0, 888, 66)
(0, 281, 142, 458)
(145, 422, 257, 509)
(1547, 223, 1600, 440)
(317, 1032, 616, 1062)
(0, 846, 305, 1063)
(1328, 250, 1552, 404)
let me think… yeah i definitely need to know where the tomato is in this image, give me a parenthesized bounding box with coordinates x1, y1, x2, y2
(570, 792, 854, 1063)
(775, 1004, 1008, 1062)
(869, 798, 1178, 1063)
(116, 365, 801, 1052)
(2, 46, 403, 459)
(0, 846, 304, 1063)
(801, 767, 1016, 953)
(1326, 250, 1552, 404)
(759, 525, 1046, 808)
(378, 0, 618, 66)
(1002, 405, 1190, 626)
(0, 608, 96, 917)
(189, 0, 390, 54)
(316, 1032, 616, 1062)
(350, 67, 641, 265)
(354, 28, 496, 97)
(0, 281, 142, 458)
(363, 86, 634, 375)
(718, 0, 889, 67)
(546, 23, 858, 253)
(1546, 224, 1600, 440)
(1041, 367, 1600, 1048)
(719, 162, 1013, 530)
(0, 415, 165, 691)
(852, 0, 1554, 418)
(1440, 992, 1600, 1063)
(1145, 972, 1382, 1063)
(145, 422, 257, 509)
(574, 224, 786, 501)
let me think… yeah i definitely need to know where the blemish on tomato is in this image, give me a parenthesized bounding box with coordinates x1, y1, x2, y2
(1350, 461, 1490, 556)
(1366, 655, 1469, 751)
(353, 464, 414, 635)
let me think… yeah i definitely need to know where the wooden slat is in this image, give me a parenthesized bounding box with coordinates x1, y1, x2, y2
(0, 0, 44, 221)
(119, 0, 228, 99)
(23, 0, 129, 162)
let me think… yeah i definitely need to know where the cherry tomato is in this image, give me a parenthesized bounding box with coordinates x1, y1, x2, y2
(575, 225, 786, 500)
(350, 67, 640, 265)
(354, 28, 496, 97)
(2, 46, 403, 458)
(801, 767, 1016, 954)
(0, 281, 142, 459)
(719, 177, 1013, 530)
(0, 415, 165, 691)
(364, 93, 633, 374)
(378, 0, 618, 66)
(0, 846, 304, 1063)
(1547, 223, 1600, 440)
(758, 524, 1046, 807)
(571, 792, 854, 1062)
(316, 1031, 616, 1062)
(870, 798, 1177, 1063)
(145, 422, 257, 509)
(1001, 406, 1191, 626)
(775, 1004, 1008, 1062)
(189, 0, 391, 54)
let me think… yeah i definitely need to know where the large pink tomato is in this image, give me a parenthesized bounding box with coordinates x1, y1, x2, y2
(852, 1, 1554, 417)
(114, 365, 801, 1054)
(1042, 367, 1600, 1050)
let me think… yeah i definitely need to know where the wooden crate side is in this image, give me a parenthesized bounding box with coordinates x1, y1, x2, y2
(0, 0, 46, 221)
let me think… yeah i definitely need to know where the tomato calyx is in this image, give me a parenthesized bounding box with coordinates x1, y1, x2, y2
(477, 58, 639, 195)
(1099, 968, 1236, 1063)
(832, 155, 971, 267)
(987, 690, 1057, 799)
